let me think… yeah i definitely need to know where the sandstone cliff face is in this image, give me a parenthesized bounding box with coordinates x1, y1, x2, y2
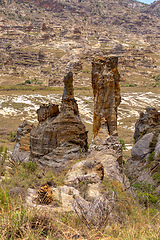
(92, 56, 121, 137)
(30, 72, 88, 168)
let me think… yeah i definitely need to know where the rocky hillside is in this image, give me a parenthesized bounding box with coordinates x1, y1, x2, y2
(0, 0, 160, 88)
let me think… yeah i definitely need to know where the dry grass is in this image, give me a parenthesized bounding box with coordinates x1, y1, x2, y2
(0, 158, 160, 240)
(0, 184, 159, 240)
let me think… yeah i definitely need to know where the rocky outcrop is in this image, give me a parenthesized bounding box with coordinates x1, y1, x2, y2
(11, 121, 34, 162)
(64, 57, 128, 191)
(134, 107, 160, 143)
(126, 107, 160, 190)
(63, 56, 127, 192)
(30, 71, 88, 168)
(89, 57, 129, 188)
(92, 56, 121, 137)
(131, 132, 154, 160)
(65, 160, 104, 185)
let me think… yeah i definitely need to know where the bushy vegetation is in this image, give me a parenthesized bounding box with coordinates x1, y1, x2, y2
(119, 138, 126, 150)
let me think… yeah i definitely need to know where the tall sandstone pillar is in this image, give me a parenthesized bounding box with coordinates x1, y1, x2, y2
(92, 57, 121, 137)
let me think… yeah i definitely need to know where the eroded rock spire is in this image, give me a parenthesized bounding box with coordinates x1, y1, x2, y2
(62, 71, 74, 100)
(30, 71, 88, 168)
(92, 56, 121, 137)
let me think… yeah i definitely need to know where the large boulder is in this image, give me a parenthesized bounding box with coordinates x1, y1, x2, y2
(131, 132, 154, 160)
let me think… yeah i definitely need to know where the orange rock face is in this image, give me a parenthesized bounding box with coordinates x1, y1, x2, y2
(92, 56, 121, 137)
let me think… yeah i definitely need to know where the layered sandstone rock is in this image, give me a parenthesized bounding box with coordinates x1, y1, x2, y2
(89, 57, 129, 187)
(66, 57, 129, 192)
(37, 104, 59, 123)
(11, 121, 34, 162)
(65, 160, 104, 186)
(30, 71, 88, 168)
(92, 56, 121, 137)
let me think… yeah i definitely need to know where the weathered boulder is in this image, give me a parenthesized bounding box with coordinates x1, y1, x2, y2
(134, 107, 160, 143)
(9, 187, 25, 201)
(11, 121, 34, 162)
(131, 132, 154, 160)
(30, 72, 88, 168)
(64, 160, 104, 199)
(92, 56, 121, 137)
(26, 185, 87, 212)
(65, 160, 104, 185)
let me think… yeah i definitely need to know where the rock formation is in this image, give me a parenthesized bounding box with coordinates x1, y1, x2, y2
(30, 71, 88, 168)
(66, 57, 129, 191)
(134, 107, 160, 143)
(89, 57, 127, 185)
(126, 107, 160, 192)
(11, 121, 34, 162)
(37, 104, 59, 123)
(92, 56, 121, 137)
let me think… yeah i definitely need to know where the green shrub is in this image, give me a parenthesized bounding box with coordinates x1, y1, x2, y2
(24, 79, 31, 84)
(153, 166, 160, 182)
(148, 151, 155, 162)
(119, 138, 126, 150)
(0, 187, 10, 211)
(133, 181, 155, 193)
(137, 192, 158, 206)
(22, 161, 38, 172)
